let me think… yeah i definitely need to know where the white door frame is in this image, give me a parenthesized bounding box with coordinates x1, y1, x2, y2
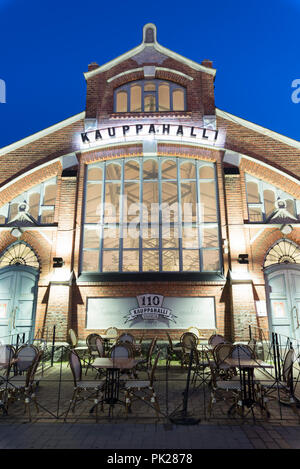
(0, 265, 39, 343)
(264, 263, 300, 342)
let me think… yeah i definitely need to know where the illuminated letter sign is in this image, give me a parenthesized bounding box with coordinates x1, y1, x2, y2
(80, 123, 222, 147)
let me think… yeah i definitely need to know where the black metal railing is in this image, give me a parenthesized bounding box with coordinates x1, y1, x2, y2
(0, 335, 300, 424)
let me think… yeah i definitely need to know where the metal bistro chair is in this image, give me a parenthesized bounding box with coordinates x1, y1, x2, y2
(207, 352, 242, 418)
(117, 333, 143, 357)
(93, 336, 106, 379)
(208, 334, 226, 348)
(65, 350, 105, 422)
(95, 336, 105, 357)
(14, 344, 39, 375)
(258, 348, 300, 419)
(188, 327, 201, 339)
(4, 350, 43, 420)
(117, 333, 135, 345)
(136, 336, 157, 376)
(110, 343, 134, 359)
(105, 327, 118, 346)
(191, 348, 211, 387)
(124, 349, 161, 419)
(68, 329, 88, 357)
(110, 343, 136, 380)
(213, 343, 236, 380)
(85, 333, 102, 375)
(231, 344, 255, 360)
(180, 332, 198, 368)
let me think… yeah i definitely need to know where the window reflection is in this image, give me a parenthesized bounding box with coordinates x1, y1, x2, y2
(82, 159, 220, 273)
(114, 80, 186, 112)
(245, 174, 300, 223)
(3, 178, 57, 225)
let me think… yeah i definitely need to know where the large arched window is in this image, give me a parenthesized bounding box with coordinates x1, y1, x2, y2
(0, 178, 57, 225)
(245, 174, 299, 223)
(264, 239, 300, 268)
(0, 241, 39, 270)
(114, 80, 186, 113)
(82, 157, 221, 273)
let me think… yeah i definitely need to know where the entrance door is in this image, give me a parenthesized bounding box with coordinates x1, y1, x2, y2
(0, 266, 38, 344)
(266, 266, 300, 342)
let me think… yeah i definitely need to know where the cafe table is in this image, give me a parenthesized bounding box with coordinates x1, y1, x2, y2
(90, 357, 141, 416)
(224, 358, 273, 415)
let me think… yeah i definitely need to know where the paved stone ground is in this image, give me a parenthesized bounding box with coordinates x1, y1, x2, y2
(0, 422, 300, 449)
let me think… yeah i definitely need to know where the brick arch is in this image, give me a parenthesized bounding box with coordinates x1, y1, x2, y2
(111, 71, 191, 92)
(0, 229, 55, 277)
(251, 227, 300, 270)
(240, 156, 300, 199)
(0, 161, 61, 206)
(264, 238, 300, 268)
(0, 239, 40, 270)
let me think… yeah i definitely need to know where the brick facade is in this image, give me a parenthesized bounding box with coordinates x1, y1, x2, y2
(0, 24, 299, 344)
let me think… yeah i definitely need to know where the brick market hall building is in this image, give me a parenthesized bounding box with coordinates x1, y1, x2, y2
(0, 24, 299, 345)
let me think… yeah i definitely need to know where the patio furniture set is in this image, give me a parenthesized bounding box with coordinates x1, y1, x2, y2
(0, 328, 298, 423)
(0, 343, 43, 420)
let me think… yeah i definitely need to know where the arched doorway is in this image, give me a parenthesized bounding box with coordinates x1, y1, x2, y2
(264, 239, 300, 341)
(0, 242, 39, 343)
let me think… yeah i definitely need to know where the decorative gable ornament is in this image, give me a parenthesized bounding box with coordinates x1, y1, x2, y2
(267, 198, 298, 225)
(7, 201, 38, 226)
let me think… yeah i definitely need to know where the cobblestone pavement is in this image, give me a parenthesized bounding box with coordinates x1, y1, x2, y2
(0, 422, 300, 449)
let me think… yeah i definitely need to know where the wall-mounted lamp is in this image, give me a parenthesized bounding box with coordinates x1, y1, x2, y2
(238, 254, 249, 264)
(222, 239, 228, 254)
(10, 227, 23, 238)
(280, 224, 293, 235)
(53, 257, 64, 268)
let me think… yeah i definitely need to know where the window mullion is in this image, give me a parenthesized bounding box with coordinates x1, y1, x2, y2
(139, 158, 143, 272)
(196, 160, 202, 272)
(119, 159, 125, 272)
(177, 159, 183, 271)
(158, 157, 162, 271)
(99, 162, 106, 272)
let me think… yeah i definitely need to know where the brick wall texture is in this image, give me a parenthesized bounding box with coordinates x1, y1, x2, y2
(0, 28, 299, 343)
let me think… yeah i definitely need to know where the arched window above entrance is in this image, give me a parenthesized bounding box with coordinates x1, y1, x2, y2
(0, 242, 39, 270)
(264, 239, 300, 268)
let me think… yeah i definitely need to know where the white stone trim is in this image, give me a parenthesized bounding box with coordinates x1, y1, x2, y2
(241, 153, 300, 187)
(0, 156, 63, 194)
(223, 148, 300, 187)
(216, 108, 300, 150)
(156, 67, 193, 81)
(107, 68, 144, 83)
(154, 43, 216, 76)
(84, 45, 145, 79)
(84, 27, 216, 80)
(0, 112, 85, 156)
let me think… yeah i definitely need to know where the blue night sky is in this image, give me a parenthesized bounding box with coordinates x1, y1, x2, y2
(0, 0, 299, 148)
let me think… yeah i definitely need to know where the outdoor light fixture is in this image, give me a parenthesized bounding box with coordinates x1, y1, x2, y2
(53, 257, 64, 268)
(280, 224, 293, 235)
(222, 239, 228, 254)
(10, 227, 23, 238)
(238, 254, 249, 264)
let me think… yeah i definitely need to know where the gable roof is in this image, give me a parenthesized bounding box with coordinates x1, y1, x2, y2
(84, 23, 216, 80)
(216, 108, 300, 150)
(0, 111, 85, 157)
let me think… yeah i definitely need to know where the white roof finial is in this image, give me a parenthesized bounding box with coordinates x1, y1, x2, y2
(143, 23, 157, 44)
